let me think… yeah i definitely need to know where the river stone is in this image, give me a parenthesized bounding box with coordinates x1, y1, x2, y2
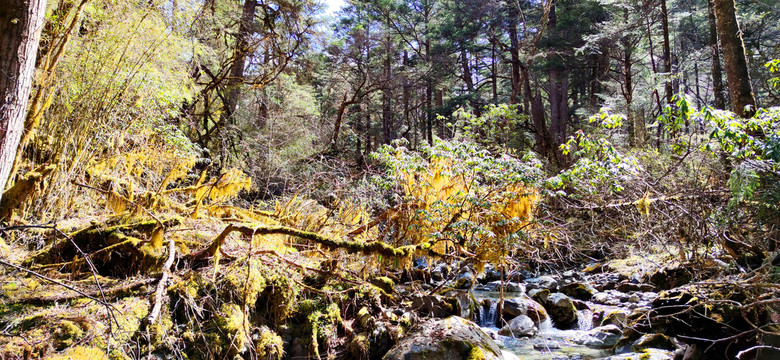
(455, 271, 475, 289)
(631, 333, 678, 352)
(485, 281, 525, 293)
(600, 310, 630, 328)
(382, 316, 503, 360)
(410, 294, 456, 318)
(600, 348, 674, 360)
(498, 315, 537, 338)
(560, 282, 596, 301)
(527, 276, 558, 291)
(545, 293, 578, 329)
(582, 324, 623, 348)
(501, 350, 522, 360)
(529, 288, 550, 305)
(501, 295, 548, 324)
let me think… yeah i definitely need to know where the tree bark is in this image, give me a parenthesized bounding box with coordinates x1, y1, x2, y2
(713, 0, 756, 118)
(223, 0, 257, 124)
(0, 0, 47, 199)
(707, 0, 727, 109)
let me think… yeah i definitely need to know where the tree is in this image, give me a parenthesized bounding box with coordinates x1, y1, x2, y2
(0, 0, 47, 203)
(713, 0, 757, 118)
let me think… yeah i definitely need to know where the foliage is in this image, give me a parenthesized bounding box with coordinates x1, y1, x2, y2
(372, 139, 542, 269)
(455, 104, 530, 151)
(551, 107, 642, 194)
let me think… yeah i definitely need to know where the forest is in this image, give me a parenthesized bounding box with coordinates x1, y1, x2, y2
(0, 0, 778, 359)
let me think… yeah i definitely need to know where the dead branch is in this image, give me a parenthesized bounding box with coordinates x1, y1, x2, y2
(147, 237, 176, 325)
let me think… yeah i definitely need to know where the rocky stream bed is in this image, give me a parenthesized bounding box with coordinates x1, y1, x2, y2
(367, 259, 779, 360)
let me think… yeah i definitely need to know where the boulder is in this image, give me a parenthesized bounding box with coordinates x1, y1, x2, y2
(649, 266, 692, 290)
(631, 333, 678, 352)
(383, 316, 504, 360)
(501, 295, 548, 325)
(498, 315, 536, 338)
(529, 288, 550, 305)
(455, 271, 475, 289)
(600, 310, 630, 329)
(527, 276, 558, 291)
(410, 294, 456, 318)
(560, 282, 596, 301)
(545, 293, 578, 329)
(600, 348, 674, 360)
(582, 324, 623, 348)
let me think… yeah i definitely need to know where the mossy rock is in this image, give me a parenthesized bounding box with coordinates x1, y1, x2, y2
(383, 316, 502, 360)
(631, 333, 678, 352)
(348, 333, 370, 360)
(370, 276, 395, 295)
(254, 326, 283, 360)
(560, 282, 596, 301)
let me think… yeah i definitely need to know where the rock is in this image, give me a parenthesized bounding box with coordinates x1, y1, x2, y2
(532, 340, 561, 350)
(600, 310, 630, 328)
(382, 316, 503, 360)
(545, 293, 578, 329)
(501, 350, 523, 360)
(527, 276, 558, 291)
(448, 291, 477, 319)
(485, 281, 525, 293)
(431, 270, 444, 281)
(601, 349, 674, 360)
(560, 282, 596, 301)
(455, 271, 475, 289)
(582, 324, 623, 348)
(617, 281, 656, 293)
(649, 266, 692, 290)
(529, 288, 550, 305)
(498, 315, 537, 338)
(628, 294, 641, 303)
(410, 294, 456, 318)
(631, 333, 678, 352)
(593, 292, 620, 306)
(501, 295, 548, 325)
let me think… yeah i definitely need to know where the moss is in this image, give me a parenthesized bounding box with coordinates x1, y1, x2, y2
(307, 302, 342, 358)
(357, 307, 372, 329)
(219, 258, 267, 307)
(215, 303, 250, 356)
(467, 346, 486, 360)
(254, 326, 283, 360)
(48, 346, 108, 360)
(348, 334, 370, 360)
(369, 276, 395, 295)
(52, 320, 84, 350)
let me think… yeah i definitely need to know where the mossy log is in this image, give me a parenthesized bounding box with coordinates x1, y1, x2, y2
(24, 218, 180, 277)
(190, 223, 441, 262)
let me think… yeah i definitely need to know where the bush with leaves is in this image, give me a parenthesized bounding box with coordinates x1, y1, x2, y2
(371, 139, 543, 270)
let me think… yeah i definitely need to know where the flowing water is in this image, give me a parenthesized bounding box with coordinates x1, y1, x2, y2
(473, 292, 615, 360)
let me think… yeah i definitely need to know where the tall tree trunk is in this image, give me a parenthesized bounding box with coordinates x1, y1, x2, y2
(382, 35, 393, 144)
(508, 11, 522, 105)
(0, 0, 47, 199)
(713, 0, 756, 118)
(707, 0, 726, 109)
(658, 0, 673, 148)
(224, 0, 256, 123)
(707, 0, 727, 109)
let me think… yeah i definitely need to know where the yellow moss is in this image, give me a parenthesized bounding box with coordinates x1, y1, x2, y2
(52, 320, 84, 350)
(215, 303, 250, 355)
(254, 326, 284, 360)
(49, 346, 108, 360)
(467, 346, 486, 360)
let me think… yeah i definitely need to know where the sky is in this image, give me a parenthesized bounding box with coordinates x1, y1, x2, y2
(324, 0, 346, 17)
